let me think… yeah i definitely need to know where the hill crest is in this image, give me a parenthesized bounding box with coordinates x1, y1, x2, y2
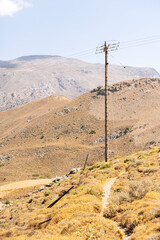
(0, 78, 160, 183)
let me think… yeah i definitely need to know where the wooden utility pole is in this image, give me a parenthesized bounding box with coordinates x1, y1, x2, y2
(104, 42, 109, 162)
(96, 41, 119, 162)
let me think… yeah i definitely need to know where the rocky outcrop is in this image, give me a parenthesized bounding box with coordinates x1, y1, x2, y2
(91, 78, 160, 95)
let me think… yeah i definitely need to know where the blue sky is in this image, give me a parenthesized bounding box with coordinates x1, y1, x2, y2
(0, 0, 160, 72)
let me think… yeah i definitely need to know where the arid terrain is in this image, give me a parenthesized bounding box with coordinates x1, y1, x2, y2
(0, 55, 159, 111)
(1, 0, 160, 239)
(0, 146, 160, 240)
(0, 78, 160, 184)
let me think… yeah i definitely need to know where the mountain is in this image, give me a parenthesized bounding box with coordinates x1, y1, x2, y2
(0, 55, 159, 111)
(0, 78, 160, 183)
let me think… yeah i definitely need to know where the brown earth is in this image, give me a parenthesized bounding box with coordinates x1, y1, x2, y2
(0, 78, 160, 184)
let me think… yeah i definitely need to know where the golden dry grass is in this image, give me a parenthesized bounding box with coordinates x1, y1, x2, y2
(0, 146, 160, 239)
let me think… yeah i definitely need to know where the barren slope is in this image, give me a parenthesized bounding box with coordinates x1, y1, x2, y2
(0, 78, 160, 183)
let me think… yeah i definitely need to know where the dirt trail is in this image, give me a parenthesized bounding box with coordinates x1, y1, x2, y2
(102, 175, 130, 240)
(3, 142, 104, 152)
(0, 179, 52, 198)
(101, 178, 117, 215)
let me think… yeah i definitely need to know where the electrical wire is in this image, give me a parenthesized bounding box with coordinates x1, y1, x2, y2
(119, 36, 160, 49)
(109, 53, 126, 68)
(120, 35, 160, 45)
(22, 35, 160, 71)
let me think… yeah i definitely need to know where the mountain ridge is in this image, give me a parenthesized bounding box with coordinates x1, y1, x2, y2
(0, 55, 159, 111)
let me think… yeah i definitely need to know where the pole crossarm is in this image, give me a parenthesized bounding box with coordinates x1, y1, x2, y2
(96, 41, 120, 54)
(96, 41, 120, 162)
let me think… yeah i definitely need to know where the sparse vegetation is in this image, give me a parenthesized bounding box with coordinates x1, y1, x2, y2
(110, 179, 155, 205)
(45, 174, 51, 178)
(114, 186, 124, 192)
(0, 144, 160, 239)
(100, 163, 111, 169)
(87, 162, 101, 170)
(32, 174, 39, 177)
(44, 191, 50, 197)
(124, 127, 130, 134)
(5, 200, 10, 205)
(89, 130, 96, 134)
(103, 206, 117, 218)
(86, 188, 103, 199)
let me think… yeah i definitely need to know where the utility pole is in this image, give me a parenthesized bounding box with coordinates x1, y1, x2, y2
(96, 41, 119, 162)
(104, 42, 109, 162)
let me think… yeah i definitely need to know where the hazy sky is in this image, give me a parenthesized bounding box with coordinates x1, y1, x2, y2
(0, 0, 160, 72)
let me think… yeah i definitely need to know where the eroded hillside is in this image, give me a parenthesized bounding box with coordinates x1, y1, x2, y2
(0, 78, 160, 183)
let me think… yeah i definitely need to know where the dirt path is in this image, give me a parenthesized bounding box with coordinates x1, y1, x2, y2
(101, 178, 117, 215)
(2, 142, 104, 152)
(0, 179, 52, 198)
(102, 175, 130, 240)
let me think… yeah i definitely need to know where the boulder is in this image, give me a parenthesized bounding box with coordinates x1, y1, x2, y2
(69, 168, 81, 174)
(38, 185, 46, 191)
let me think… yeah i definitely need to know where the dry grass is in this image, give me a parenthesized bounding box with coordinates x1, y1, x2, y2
(0, 163, 122, 240)
(110, 179, 159, 205)
(0, 146, 160, 239)
(103, 146, 160, 239)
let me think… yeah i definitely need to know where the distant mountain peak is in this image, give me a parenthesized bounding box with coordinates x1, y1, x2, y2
(0, 55, 160, 111)
(16, 55, 61, 61)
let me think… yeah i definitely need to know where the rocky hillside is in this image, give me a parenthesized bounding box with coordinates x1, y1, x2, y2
(0, 55, 159, 111)
(0, 146, 160, 240)
(0, 78, 160, 183)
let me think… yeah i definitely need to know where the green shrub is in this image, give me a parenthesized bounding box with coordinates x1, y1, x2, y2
(44, 191, 50, 197)
(88, 162, 101, 170)
(124, 159, 129, 163)
(5, 200, 10, 205)
(32, 174, 39, 177)
(89, 130, 96, 134)
(100, 163, 111, 169)
(124, 128, 130, 134)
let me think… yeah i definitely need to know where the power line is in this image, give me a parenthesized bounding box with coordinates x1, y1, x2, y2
(24, 35, 160, 71)
(109, 53, 126, 68)
(120, 35, 160, 45)
(120, 37, 160, 49)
